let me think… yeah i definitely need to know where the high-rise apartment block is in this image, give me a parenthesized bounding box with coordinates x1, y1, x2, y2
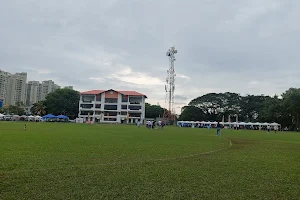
(64, 86, 73, 90)
(26, 81, 41, 106)
(38, 80, 61, 102)
(0, 70, 27, 106)
(1, 69, 71, 107)
(26, 80, 62, 106)
(0, 70, 10, 103)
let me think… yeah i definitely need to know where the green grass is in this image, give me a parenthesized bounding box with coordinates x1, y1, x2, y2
(0, 122, 300, 199)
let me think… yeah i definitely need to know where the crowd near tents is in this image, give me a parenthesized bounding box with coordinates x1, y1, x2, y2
(177, 121, 281, 130)
(0, 113, 69, 122)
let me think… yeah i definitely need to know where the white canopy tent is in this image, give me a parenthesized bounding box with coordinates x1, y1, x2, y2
(177, 121, 281, 128)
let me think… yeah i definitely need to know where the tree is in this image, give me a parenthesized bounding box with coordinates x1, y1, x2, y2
(239, 95, 270, 122)
(44, 88, 80, 119)
(188, 92, 241, 121)
(178, 106, 206, 121)
(0, 106, 7, 114)
(145, 103, 164, 118)
(3, 102, 26, 115)
(258, 95, 283, 123)
(281, 88, 300, 130)
(30, 101, 47, 116)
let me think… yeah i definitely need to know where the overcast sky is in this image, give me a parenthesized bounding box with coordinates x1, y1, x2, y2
(1, 0, 300, 113)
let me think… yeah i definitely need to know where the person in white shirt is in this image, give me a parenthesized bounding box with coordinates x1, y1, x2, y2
(158, 121, 162, 128)
(267, 125, 270, 134)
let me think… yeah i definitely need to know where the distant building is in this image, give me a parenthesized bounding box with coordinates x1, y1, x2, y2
(64, 86, 73, 90)
(1, 69, 70, 107)
(78, 89, 147, 124)
(25, 80, 61, 106)
(39, 80, 59, 101)
(0, 70, 10, 104)
(6, 72, 27, 106)
(26, 81, 41, 106)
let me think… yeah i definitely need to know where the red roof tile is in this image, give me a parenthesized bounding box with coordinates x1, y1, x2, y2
(80, 90, 105, 95)
(80, 89, 147, 98)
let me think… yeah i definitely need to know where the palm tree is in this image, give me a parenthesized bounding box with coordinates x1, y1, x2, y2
(31, 101, 46, 116)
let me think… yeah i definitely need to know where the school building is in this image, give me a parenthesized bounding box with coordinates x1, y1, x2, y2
(78, 89, 147, 124)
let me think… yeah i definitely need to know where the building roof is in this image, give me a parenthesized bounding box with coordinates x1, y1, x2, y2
(80, 90, 105, 95)
(80, 89, 147, 98)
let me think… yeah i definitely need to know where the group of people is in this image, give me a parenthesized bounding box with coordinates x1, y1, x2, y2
(266, 125, 278, 133)
(137, 120, 165, 129)
(215, 122, 279, 136)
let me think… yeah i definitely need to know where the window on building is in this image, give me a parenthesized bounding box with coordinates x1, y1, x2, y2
(96, 94, 101, 101)
(128, 113, 141, 117)
(80, 111, 93, 115)
(121, 105, 127, 110)
(82, 95, 94, 102)
(129, 97, 142, 104)
(122, 95, 128, 102)
(104, 118, 117, 121)
(80, 104, 93, 109)
(104, 111, 117, 116)
(104, 105, 117, 110)
(105, 98, 118, 103)
(128, 105, 141, 110)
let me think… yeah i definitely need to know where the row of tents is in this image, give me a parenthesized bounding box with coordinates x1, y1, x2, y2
(0, 113, 42, 121)
(0, 113, 69, 121)
(41, 114, 69, 120)
(177, 121, 281, 127)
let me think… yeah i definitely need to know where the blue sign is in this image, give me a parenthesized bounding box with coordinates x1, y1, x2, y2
(0, 99, 3, 108)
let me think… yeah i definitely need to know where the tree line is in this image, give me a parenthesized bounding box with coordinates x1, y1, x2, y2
(178, 88, 300, 130)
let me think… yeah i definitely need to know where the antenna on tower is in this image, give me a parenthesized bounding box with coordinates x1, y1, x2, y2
(163, 46, 177, 125)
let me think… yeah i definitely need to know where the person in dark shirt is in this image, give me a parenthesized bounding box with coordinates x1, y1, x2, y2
(216, 122, 221, 136)
(152, 120, 156, 129)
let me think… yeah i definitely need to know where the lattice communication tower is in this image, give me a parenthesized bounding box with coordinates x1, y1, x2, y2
(162, 46, 177, 125)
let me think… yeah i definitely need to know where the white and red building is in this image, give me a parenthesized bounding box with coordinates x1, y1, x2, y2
(78, 89, 147, 124)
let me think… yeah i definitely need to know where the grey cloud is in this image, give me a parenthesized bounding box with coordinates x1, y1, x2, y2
(174, 95, 189, 101)
(1, 0, 300, 113)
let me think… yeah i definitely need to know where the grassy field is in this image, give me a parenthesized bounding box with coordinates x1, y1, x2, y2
(0, 122, 300, 200)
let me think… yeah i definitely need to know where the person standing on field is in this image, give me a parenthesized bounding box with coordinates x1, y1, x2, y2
(267, 125, 270, 134)
(216, 122, 221, 136)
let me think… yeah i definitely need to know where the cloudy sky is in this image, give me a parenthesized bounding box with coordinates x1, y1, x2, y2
(1, 0, 300, 113)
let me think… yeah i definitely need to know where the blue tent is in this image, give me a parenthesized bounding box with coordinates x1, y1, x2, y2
(57, 115, 69, 119)
(42, 114, 57, 119)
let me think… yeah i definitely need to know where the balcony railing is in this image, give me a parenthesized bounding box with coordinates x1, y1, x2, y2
(129, 102, 141, 104)
(128, 109, 142, 112)
(81, 101, 93, 103)
(80, 100, 95, 104)
(80, 108, 94, 110)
